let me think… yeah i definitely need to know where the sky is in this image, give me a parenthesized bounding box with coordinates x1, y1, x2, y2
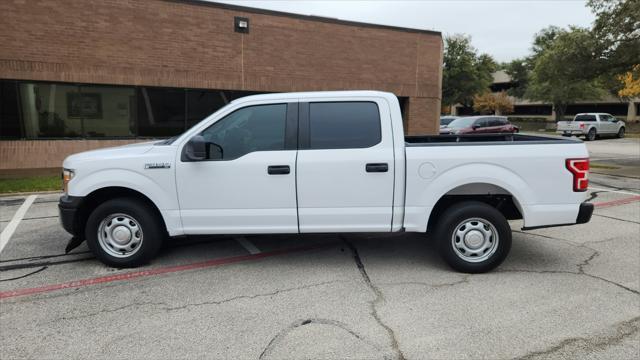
(211, 0, 595, 62)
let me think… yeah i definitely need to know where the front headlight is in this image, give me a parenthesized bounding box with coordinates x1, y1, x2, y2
(62, 168, 75, 194)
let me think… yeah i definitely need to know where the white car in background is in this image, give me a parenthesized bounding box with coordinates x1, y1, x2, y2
(557, 113, 626, 141)
(440, 116, 459, 131)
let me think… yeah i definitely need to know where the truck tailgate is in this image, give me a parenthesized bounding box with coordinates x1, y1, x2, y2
(557, 121, 580, 131)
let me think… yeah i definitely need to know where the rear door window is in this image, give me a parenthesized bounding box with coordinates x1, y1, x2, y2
(308, 102, 381, 149)
(476, 118, 490, 128)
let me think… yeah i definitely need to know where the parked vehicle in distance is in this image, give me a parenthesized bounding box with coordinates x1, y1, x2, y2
(440, 116, 518, 135)
(440, 116, 458, 130)
(59, 91, 593, 273)
(556, 113, 626, 141)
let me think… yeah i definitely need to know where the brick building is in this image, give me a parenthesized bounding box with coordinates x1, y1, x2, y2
(0, 0, 443, 173)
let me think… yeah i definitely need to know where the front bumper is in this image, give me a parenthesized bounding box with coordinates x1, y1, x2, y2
(58, 195, 83, 236)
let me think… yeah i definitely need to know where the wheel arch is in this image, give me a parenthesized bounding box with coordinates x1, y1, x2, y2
(415, 162, 533, 232)
(426, 183, 523, 233)
(75, 187, 168, 239)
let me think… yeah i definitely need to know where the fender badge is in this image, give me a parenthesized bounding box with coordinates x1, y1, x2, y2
(145, 163, 171, 169)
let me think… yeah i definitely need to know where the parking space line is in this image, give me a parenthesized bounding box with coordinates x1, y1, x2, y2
(589, 187, 640, 196)
(0, 195, 37, 255)
(593, 195, 640, 208)
(235, 236, 261, 254)
(0, 242, 337, 300)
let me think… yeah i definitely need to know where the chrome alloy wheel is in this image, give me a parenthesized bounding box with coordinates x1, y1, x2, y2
(97, 213, 143, 258)
(451, 217, 499, 263)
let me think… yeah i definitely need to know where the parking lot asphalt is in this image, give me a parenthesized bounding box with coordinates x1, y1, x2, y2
(1, 138, 638, 359)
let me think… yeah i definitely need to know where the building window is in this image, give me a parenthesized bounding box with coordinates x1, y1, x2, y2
(566, 103, 628, 116)
(137, 87, 186, 137)
(19, 83, 82, 138)
(80, 85, 135, 137)
(186, 90, 227, 129)
(0, 80, 22, 139)
(512, 105, 552, 116)
(0, 79, 262, 139)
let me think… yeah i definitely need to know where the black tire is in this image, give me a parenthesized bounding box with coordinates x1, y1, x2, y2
(586, 128, 596, 141)
(434, 201, 512, 273)
(85, 198, 165, 268)
(617, 127, 625, 139)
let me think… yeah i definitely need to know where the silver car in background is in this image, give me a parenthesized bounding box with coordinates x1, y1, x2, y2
(557, 113, 626, 141)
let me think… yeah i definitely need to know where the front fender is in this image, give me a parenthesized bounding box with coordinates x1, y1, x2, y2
(69, 168, 176, 211)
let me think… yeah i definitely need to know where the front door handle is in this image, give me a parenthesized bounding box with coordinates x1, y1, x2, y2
(366, 163, 388, 173)
(268, 165, 290, 175)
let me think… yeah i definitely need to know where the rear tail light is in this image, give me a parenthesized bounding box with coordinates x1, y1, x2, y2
(566, 158, 589, 192)
(579, 122, 585, 129)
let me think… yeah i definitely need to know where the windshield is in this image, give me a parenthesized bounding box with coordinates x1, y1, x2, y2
(447, 117, 476, 129)
(440, 117, 457, 126)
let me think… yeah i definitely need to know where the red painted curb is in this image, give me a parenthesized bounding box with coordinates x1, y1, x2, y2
(0, 243, 336, 300)
(593, 195, 640, 208)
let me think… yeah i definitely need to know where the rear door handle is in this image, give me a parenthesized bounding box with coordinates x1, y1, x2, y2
(268, 165, 290, 175)
(366, 163, 388, 173)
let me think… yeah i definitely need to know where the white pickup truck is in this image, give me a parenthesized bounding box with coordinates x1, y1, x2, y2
(557, 113, 626, 141)
(59, 91, 593, 273)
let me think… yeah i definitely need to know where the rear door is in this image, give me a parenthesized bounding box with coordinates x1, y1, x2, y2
(296, 100, 395, 232)
(474, 118, 492, 133)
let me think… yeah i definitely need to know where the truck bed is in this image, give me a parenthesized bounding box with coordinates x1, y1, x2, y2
(405, 133, 580, 146)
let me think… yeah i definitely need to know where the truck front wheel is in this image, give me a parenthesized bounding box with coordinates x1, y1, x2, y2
(434, 201, 511, 273)
(85, 198, 164, 268)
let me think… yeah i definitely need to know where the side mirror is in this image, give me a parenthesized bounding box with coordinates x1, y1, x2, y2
(183, 135, 207, 161)
(471, 125, 478, 130)
(207, 142, 223, 160)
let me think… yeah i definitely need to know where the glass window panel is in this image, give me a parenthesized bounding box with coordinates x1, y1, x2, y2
(80, 85, 135, 137)
(308, 102, 381, 149)
(19, 83, 82, 138)
(137, 87, 185, 137)
(186, 89, 227, 129)
(200, 104, 287, 160)
(0, 80, 22, 139)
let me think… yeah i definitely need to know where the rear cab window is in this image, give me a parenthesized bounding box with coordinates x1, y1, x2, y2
(574, 115, 596, 122)
(308, 102, 381, 149)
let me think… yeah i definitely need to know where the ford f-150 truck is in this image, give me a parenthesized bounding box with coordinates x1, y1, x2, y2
(59, 91, 593, 273)
(557, 113, 626, 141)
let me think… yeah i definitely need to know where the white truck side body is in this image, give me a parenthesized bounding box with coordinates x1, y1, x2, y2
(60, 91, 593, 271)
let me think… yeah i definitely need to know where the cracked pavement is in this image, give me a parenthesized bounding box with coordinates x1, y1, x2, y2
(1, 138, 639, 359)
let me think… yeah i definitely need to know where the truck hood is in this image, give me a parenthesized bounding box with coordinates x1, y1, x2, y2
(63, 141, 159, 168)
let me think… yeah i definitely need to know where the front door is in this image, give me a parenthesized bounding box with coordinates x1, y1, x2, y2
(176, 103, 299, 234)
(296, 101, 395, 232)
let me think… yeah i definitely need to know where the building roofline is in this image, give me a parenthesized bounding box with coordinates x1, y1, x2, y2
(168, 0, 442, 36)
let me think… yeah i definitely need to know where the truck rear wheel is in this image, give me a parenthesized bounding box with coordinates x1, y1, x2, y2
(434, 201, 511, 273)
(585, 128, 596, 141)
(85, 198, 164, 268)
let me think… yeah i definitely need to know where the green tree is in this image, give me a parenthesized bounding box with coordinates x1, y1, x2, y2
(504, 58, 531, 98)
(526, 27, 606, 121)
(442, 35, 496, 108)
(588, 0, 640, 75)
